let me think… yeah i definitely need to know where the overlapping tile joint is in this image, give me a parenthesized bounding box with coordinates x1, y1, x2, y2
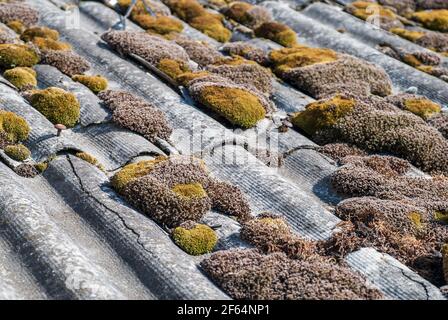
(0, 0, 447, 300)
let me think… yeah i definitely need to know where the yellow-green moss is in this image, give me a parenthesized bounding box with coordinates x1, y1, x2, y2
(389, 28, 425, 42)
(412, 10, 448, 33)
(176, 71, 210, 86)
(111, 157, 167, 193)
(225, 1, 254, 25)
(197, 86, 266, 128)
(402, 54, 423, 67)
(31, 37, 72, 51)
(435, 211, 448, 224)
(172, 223, 218, 255)
(0, 44, 39, 68)
(27, 87, 80, 127)
(4, 144, 30, 161)
(190, 14, 232, 42)
(269, 46, 338, 74)
(20, 26, 59, 42)
(213, 55, 257, 66)
(3, 67, 37, 90)
(6, 20, 25, 34)
(75, 152, 105, 171)
(254, 21, 298, 47)
(403, 98, 441, 119)
(157, 58, 190, 81)
(172, 183, 207, 199)
(349, 1, 397, 21)
(133, 14, 184, 35)
(0, 110, 30, 143)
(71, 74, 108, 94)
(291, 95, 356, 136)
(34, 161, 48, 173)
(408, 212, 423, 229)
(167, 0, 205, 21)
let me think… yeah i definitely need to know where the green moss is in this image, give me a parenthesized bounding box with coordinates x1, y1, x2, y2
(20, 26, 59, 42)
(196, 86, 266, 128)
(408, 212, 423, 229)
(435, 211, 448, 224)
(111, 157, 167, 193)
(389, 28, 425, 42)
(172, 223, 218, 255)
(157, 58, 190, 81)
(34, 162, 48, 173)
(3, 67, 37, 90)
(72, 74, 108, 94)
(269, 46, 338, 75)
(6, 20, 25, 34)
(0, 44, 39, 68)
(213, 55, 257, 66)
(0, 110, 30, 143)
(403, 98, 441, 119)
(27, 87, 80, 127)
(172, 183, 207, 199)
(31, 37, 71, 51)
(75, 152, 105, 171)
(254, 22, 298, 47)
(290, 95, 356, 136)
(133, 14, 184, 35)
(412, 10, 448, 32)
(349, 1, 397, 21)
(4, 144, 30, 161)
(190, 14, 232, 42)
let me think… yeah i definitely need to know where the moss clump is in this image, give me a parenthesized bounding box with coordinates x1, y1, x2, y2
(31, 37, 71, 51)
(26, 87, 80, 127)
(72, 74, 108, 94)
(6, 20, 24, 34)
(172, 221, 217, 255)
(254, 22, 297, 47)
(3, 67, 36, 90)
(0, 110, 30, 144)
(75, 152, 105, 171)
(157, 58, 190, 81)
(176, 71, 210, 86)
(435, 211, 448, 224)
(172, 182, 207, 199)
(110, 158, 166, 193)
(166, 0, 231, 42)
(224, 1, 254, 25)
(348, 1, 397, 21)
(20, 26, 59, 42)
(194, 85, 266, 128)
(4, 144, 30, 161)
(0, 44, 39, 68)
(291, 95, 356, 136)
(34, 161, 48, 173)
(390, 28, 425, 42)
(269, 46, 338, 75)
(133, 14, 183, 35)
(412, 10, 448, 32)
(403, 98, 441, 119)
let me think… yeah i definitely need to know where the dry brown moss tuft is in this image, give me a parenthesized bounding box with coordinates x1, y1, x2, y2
(40, 50, 90, 77)
(201, 248, 383, 300)
(0, 3, 38, 27)
(316, 143, 367, 162)
(6, 20, 24, 34)
(98, 90, 172, 142)
(31, 37, 71, 52)
(221, 41, 269, 65)
(14, 163, 38, 178)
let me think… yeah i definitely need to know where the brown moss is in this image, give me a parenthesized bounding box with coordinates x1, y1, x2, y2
(6, 20, 24, 34)
(0, 44, 39, 68)
(157, 58, 190, 81)
(254, 22, 298, 47)
(3, 67, 36, 90)
(31, 37, 71, 51)
(0, 3, 39, 27)
(189, 13, 232, 42)
(72, 74, 108, 94)
(443, 244, 448, 283)
(390, 28, 425, 42)
(4, 144, 30, 161)
(269, 46, 338, 75)
(20, 26, 59, 42)
(224, 1, 254, 25)
(176, 71, 210, 86)
(117, 0, 171, 16)
(40, 50, 90, 77)
(133, 14, 184, 35)
(172, 221, 218, 255)
(412, 10, 448, 32)
(0, 110, 30, 144)
(290, 95, 356, 136)
(25, 87, 80, 127)
(166, 0, 206, 21)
